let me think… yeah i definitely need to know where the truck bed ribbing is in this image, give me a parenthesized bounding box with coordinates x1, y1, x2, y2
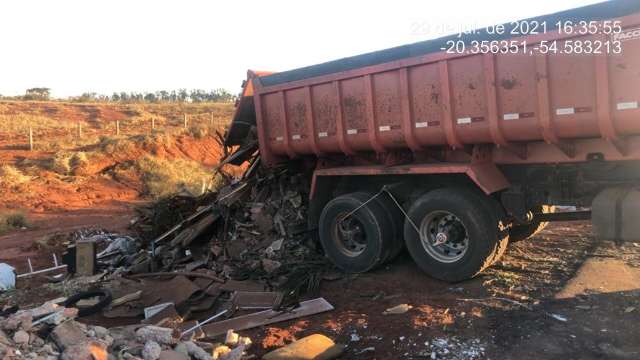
(260, 0, 640, 86)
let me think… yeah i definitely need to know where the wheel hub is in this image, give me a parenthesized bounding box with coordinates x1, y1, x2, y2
(434, 232, 448, 246)
(334, 214, 367, 257)
(419, 211, 469, 263)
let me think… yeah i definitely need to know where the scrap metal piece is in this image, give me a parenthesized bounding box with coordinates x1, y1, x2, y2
(144, 303, 174, 319)
(180, 309, 228, 338)
(143, 304, 182, 327)
(202, 298, 334, 337)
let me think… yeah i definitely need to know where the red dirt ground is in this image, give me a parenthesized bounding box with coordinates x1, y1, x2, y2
(0, 102, 237, 273)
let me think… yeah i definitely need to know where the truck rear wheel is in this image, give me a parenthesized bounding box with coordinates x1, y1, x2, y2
(319, 192, 393, 273)
(509, 205, 555, 243)
(403, 188, 505, 282)
(375, 192, 405, 263)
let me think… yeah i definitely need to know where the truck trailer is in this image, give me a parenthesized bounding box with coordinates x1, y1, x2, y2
(225, 0, 640, 282)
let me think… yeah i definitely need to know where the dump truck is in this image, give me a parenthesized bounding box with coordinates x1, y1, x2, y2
(226, 0, 640, 282)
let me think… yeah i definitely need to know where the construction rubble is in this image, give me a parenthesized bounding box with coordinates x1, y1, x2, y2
(0, 143, 343, 359)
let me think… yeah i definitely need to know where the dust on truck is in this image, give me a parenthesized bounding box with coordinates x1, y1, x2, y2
(225, 0, 640, 282)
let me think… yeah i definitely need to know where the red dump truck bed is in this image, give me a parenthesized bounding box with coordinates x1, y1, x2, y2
(228, 0, 640, 167)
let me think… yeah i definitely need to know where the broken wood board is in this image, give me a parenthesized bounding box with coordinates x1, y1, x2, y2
(140, 276, 200, 308)
(111, 291, 142, 307)
(219, 280, 266, 293)
(202, 298, 333, 337)
(171, 212, 220, 247)
(231, 291, 282, 310)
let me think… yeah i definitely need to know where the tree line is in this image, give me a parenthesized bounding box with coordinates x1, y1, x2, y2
(0, 88, 236, 103)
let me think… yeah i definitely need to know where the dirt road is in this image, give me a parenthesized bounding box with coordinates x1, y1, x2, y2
(244, 222, 640, 359)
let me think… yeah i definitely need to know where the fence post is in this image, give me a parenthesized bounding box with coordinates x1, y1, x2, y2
(28, 127, 33, 151)
(77, 121, 82, 138)
(151, 118, 155, 131)
(183, 113, 188, 129)
(116, 120, 120, 135)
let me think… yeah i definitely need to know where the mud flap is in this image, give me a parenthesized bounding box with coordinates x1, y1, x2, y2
(592, 188, 640, 243)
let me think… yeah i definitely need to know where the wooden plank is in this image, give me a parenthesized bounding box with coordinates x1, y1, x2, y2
(75, 240, 96, 276)
(232, 291, 282, 310)
(202, 298, 334, 337)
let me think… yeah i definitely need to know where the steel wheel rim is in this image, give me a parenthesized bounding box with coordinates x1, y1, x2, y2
(332, 212, 367, 257)
(419, 210, 469, 263)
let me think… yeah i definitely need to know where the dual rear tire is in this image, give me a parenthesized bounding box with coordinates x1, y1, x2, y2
(402, 188, 508, 282)
(318, 188, 508, 282)
(318, 192, 396, 273)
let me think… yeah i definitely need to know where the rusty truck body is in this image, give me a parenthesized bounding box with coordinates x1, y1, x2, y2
(226, 0, 640, 282)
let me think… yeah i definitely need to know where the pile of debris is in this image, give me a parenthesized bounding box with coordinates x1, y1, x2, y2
(122, 156, 329, 292)
(0, 299, 251, 360)
(1, 132, 343, 358)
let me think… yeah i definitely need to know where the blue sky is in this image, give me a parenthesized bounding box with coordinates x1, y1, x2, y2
(0, 0, 600, 98)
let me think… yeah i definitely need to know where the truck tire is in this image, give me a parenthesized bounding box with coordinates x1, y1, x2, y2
(478, 194, 510, 265)
(319, 192, 393, 273)
(403, 188, 506, 282)
(509, 205, 555, 243)
(375, 192, 405, 263)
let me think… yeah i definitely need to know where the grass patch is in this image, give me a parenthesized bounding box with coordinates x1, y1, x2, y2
(98, 135, 137, 155)
(0, 165, 31, 187)
(132, 155, 218, 199)
(0, 113, 74, 133)
(37, 134, 102, 152)
(48, 151, 90, 175)
(187, 125, 209, 139)
(0, 210, 30, 235)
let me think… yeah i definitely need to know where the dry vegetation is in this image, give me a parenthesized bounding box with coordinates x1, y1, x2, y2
(0, 100, 233, 152)
(0, 210, 30, 235)
(0, 101, 237, 213)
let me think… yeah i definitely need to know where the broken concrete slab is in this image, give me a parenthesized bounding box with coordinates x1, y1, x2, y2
(60, 340, 107, 360)
(159, 350, 189, 360)
(142, 340, 162, 360)
(12, 330, 29, 344)
(182, 341, 212, 360)
(136, 326, 177, 346)
(51, 321, 89, 350)
(262, 334, 345, 360)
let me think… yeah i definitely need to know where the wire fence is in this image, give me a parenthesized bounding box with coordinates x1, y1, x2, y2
(2, 112, 231, 152)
